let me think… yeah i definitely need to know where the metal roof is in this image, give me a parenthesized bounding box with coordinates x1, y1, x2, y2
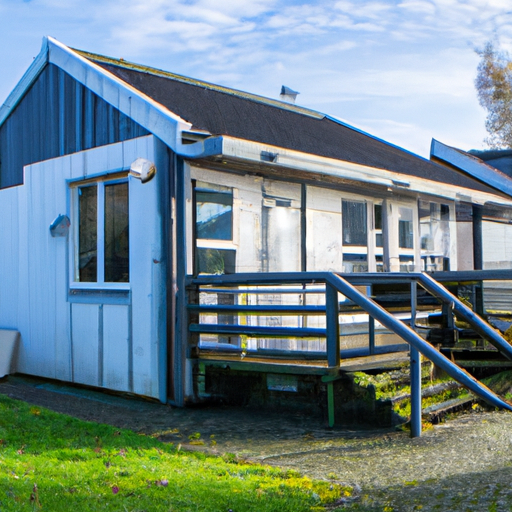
(431, 139, 512, 198)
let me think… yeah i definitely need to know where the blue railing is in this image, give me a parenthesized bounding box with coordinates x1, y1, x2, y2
(187, 271, 512, 435)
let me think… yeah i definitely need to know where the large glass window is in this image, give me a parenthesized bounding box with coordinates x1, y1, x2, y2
(195, 182, 233, 241)
(195, 181, 235, 275)
(76, 180, 129, 284)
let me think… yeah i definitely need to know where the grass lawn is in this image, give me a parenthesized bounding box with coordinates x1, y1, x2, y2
(0, 394, 351, 511)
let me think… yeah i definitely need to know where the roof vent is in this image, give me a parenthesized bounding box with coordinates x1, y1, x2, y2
(280, 86, 299, 104)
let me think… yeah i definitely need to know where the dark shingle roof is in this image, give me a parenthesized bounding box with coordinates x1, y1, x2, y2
(78, 50, 503, 196)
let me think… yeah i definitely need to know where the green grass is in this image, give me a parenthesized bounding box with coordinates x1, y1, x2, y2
(0, 395, 351, 511)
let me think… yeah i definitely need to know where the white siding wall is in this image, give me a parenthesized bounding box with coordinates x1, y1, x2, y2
(483, 221, 512, 270)
(0, 135, 166, 400)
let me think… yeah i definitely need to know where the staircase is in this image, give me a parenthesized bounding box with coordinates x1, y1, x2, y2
(187, 271, 512, 436)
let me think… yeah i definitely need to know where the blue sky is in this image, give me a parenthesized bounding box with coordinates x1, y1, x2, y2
(1, 0, 511, 157)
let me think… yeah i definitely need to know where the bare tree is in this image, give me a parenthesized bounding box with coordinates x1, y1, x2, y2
(475, 41, 512, 149)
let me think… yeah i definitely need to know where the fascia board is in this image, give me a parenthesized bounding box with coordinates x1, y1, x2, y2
(0, 37, 49, 127)
(431, 139, 512, 198)
(217, 137, 512, 207)
(47, 36, 192, 151)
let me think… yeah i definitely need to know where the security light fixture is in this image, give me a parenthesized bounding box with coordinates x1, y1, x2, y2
(129, 158, 156, 183)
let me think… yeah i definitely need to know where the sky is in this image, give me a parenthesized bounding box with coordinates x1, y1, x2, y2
(1, 0, 512, 158)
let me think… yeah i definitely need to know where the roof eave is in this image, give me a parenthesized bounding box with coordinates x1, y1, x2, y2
(188, 135, 512, 207)
(431, 139, 512, 199)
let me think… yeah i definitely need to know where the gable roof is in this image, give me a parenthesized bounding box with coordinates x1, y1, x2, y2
(78, 49, 502, 196)
(0, 36, 508, 201)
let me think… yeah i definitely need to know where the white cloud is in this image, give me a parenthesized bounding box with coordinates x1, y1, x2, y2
(398, 0, 436, 15)
(0, 0, 511, 152)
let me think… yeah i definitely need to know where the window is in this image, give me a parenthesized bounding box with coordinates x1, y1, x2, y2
(194, 181, 235, 275)
(342, 200, 368, 272)
(374, 203, 383, 248)
(196, 248, 236, 275)
(195, 182, 233, 241)
(398, 207, 414, 249)
(74, 179, 129, 284)
(419, 200, 450, 271)
(342, 200, 367, 246)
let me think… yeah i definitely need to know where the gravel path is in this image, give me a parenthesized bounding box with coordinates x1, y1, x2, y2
(2, 376, 512, 511)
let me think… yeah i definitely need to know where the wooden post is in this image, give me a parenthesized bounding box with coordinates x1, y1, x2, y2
(326, 284, 340, 368)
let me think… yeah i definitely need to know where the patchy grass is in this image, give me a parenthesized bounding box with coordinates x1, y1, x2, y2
(0, 394, 351, 511)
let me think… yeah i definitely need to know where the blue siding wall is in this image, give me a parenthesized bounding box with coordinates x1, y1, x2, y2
(0, 64, 149, 189)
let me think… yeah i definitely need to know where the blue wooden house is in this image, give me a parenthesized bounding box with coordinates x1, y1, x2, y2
(2, 37, 512, 415)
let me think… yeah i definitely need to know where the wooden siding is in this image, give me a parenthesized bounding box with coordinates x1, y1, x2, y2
(0, 64, 148, 189)
(0, 136, 167, 401)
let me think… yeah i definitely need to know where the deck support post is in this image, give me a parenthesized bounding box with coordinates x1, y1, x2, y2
(326, 284, 340, 368)
(327, 381, 335, 428)
(369, 316, 375, 355)
(325, 284, 340, 428)
(410, 280, 422, 437)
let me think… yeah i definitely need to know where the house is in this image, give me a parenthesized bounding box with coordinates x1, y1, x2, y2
(2, 37, 512, 411)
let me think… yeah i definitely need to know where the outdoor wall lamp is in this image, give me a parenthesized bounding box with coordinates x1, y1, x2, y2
(129, 158, 156, 184)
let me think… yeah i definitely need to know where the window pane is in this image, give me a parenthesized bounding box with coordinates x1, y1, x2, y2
(399, 207, 414, 249)
(196, 183, 233, 240)
(343, 253, 368, 273)
(197, 248, 236, 274)
(374, 203, 383, 248)
(78, 185, 97, 282)
(342, 200, 367, 246)
(104, 182, 129, 282)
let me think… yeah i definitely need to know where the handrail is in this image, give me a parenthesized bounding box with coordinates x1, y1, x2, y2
(188, 271, 512, 411)
(324, 273, 512, 411)
(417, 273, 512, 360)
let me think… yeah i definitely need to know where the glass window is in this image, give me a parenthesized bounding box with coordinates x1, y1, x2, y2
(196, 182, 233, 241)
(342, 200, 367, 246)
(419, 200, 450, 271)
(374, 203, 383, 248)
(104, 182, 129, 282)
(78, 185, 98, 282)
(76, 180, 129, 284)
(197, 248, 236, 275)
(398, 207, 414, 249)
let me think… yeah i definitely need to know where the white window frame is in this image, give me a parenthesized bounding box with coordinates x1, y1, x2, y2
(69, 174, 130, 290)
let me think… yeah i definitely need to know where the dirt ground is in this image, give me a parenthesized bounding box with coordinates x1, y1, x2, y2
(2, 375, 512, 511)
